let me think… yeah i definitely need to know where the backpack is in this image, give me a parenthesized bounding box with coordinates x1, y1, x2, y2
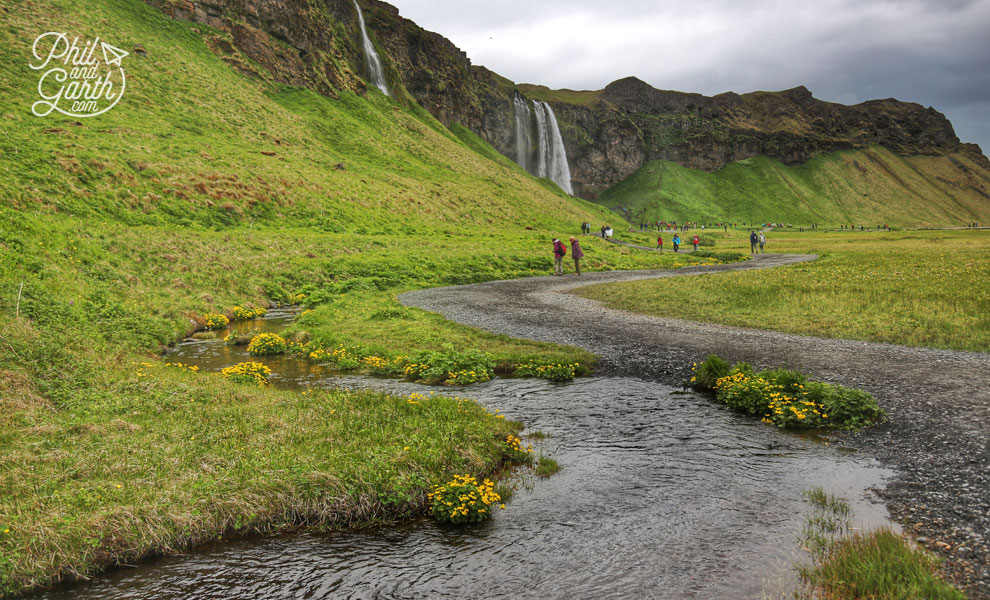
(556, 241, 566, 256)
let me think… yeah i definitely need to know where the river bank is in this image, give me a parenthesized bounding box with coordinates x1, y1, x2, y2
(401, 254, 990, 599)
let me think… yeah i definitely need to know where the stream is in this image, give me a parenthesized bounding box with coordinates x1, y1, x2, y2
(35, 310, 895, 599)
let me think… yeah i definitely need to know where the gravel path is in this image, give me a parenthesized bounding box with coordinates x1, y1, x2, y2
(401, 254, 990, 598)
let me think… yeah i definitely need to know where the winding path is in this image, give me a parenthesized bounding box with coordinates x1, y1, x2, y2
(401, 253, 990, 598)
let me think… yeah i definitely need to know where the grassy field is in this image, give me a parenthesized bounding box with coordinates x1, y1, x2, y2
(0, 0, 736, 594)
(575, 229, 990, 351)
(596, 149, 990, 228)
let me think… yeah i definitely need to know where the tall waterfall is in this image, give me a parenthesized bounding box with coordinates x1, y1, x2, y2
(512, 95, 532, 172)
(539, 101, 574, 196)
(354, 0, 389, 96)
(523, 100, 573, 195)
(510, 95, 574, 195)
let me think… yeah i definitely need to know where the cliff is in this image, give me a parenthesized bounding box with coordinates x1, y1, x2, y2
(146, 0, 988, 201)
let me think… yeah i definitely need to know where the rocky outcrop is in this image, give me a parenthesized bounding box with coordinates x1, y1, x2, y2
(146, 0, 985, 199)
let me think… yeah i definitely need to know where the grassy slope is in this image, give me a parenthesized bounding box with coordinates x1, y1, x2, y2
(575, 229, 990, 352)
(0, 0, 736, 594)
(597, 148, 990, 227)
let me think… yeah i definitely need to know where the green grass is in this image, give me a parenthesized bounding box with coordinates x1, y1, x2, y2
(0, 0, 748, 595)
(798, 488, 964, 599)
(534, 455, 560, 478)
(0, 326, 525, 595)
(597, 148, 990, 227)
(575, 229, 990, 351)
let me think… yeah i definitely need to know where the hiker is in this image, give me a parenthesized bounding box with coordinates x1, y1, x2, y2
(672, 233, 680, 252)
(605, 225, 613, 239)
(601, 225, 607, 239)
(570, 236, 584, 275)
(750, 231, 758, 254)
(758, 232, 766, 254)
(552, 238, 567, 275)
(657, 234, 663, 251)
(692, 234, 700, 251)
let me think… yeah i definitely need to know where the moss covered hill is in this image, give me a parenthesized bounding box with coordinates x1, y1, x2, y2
(595, 146, 990, 227)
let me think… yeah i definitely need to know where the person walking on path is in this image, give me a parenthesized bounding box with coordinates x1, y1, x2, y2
(672, 233, 681, 252)
(552, 238, 567, 275)
(601, 225, 607, 239)
(657, 234, 663, 251)
(692, 234, 700, 251)
(569, 236, 584, 275)
(750, 231, 758, 254)
(758, 232, 766, 254)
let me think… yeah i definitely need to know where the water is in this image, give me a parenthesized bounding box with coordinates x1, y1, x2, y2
(514, 98, 574, 195)
(513, 94, 532, 171)
(35, 313, 894, 599)
(354, 0, 389, 96)
(539, 100, 574, 195)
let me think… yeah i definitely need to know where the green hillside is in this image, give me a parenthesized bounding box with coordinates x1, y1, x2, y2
(0, 1, 732, 594)
(597, 147, 990, 227)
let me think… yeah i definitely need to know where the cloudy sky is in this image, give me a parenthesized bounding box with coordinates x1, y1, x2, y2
(390, 0, 990, 155)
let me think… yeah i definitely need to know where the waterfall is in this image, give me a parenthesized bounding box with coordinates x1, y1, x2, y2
(531, 101, 549, 179)
(512, 95, 532, 171)
(509, 95, 574, 195)
(532, 100, 573, 195)
(354, 0, 389, 96)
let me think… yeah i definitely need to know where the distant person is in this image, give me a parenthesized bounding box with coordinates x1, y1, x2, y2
(672, 234, 681, 252)
(657, 235, 663, 251)
(601, 225, 606, 239)
(758, 232, 766, 254)
(692, 234, 700, 251)
(552, 238, 567, 275)
(606, 226, 613, 239)
(749, 231, 758, 254)
(570, 236, 584, 275)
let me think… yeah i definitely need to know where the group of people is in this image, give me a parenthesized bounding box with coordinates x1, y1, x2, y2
(655, 233, 700, 252)
(749, 230, 767, 254)
(552, 236, 584, 276)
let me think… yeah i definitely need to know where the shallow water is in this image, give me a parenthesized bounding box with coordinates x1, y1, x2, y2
(35, 314, 894, 599)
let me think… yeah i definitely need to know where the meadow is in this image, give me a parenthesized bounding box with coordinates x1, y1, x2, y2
(575, 229, 990, 352)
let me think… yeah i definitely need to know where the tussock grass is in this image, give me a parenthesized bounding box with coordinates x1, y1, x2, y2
(798, 488, 964, 599)
(576, 230, 990, 351)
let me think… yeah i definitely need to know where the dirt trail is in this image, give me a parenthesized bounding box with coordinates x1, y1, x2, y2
(401, 253, 990, 598)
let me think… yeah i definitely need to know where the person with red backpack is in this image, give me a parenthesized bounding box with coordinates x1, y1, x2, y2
(552, 238, 567, 275)
(657, 234, 663, 251)
(692, 234, 700, 251)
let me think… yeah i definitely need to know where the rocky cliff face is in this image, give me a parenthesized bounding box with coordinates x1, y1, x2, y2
(146, 0, 986, 199)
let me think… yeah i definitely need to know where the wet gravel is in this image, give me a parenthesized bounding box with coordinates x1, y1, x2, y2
(401, 254, 990, 599)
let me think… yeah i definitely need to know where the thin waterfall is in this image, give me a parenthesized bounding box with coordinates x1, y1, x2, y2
(354, 0, 389, 96)
(532, 101, 549, 179)
(540, 101, 574, 195)
(513, 95, 532, 171)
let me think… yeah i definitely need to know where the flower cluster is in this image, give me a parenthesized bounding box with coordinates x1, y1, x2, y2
(220, 361, 272, 387)
(202, 313, 229, 330)
(247, 333, 288, 355)
(505, 434, 534, 461)
(309, 345, 362, 370)
(288, 293, 307, 304)
(715, 371, 828, 428)
(444, 369, 491, 385)
(362, 355, 389, 374)
(136, 361, 199, 378)
(514, 362, 579, 382)
(428, 475, 501, 524)
(231, 305, 266, 321)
